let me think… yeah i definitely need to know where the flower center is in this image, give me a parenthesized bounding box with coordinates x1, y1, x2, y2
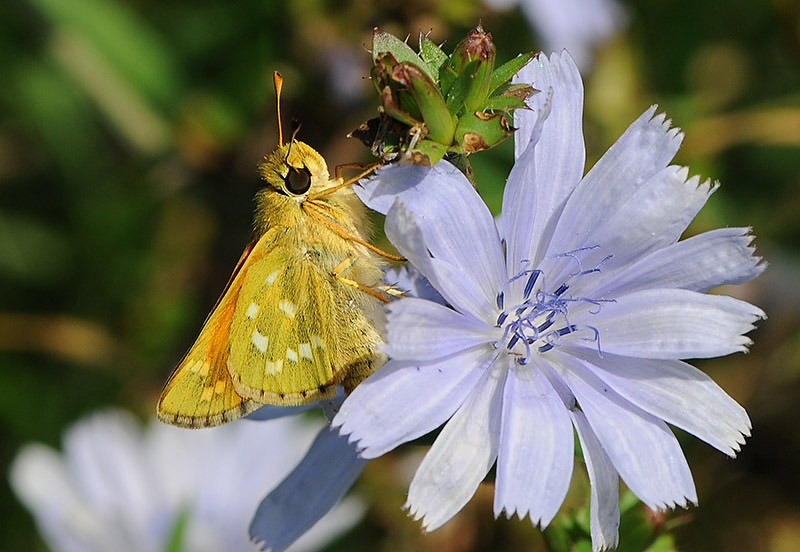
(494, 247, 613, 365)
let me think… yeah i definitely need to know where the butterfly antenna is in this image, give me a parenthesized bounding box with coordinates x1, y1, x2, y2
(273, 71, 284, 147)
(290, 120, 302, 141)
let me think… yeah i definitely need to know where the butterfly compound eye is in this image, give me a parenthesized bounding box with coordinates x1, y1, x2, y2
(284, 167, 312, 195)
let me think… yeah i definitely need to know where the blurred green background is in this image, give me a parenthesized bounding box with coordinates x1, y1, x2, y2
(1, 0, 799, 550)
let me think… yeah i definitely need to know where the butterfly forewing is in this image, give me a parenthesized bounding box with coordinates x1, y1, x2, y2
(157, 246, 261, 427)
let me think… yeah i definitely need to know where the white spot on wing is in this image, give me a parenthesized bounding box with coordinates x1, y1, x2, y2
(246, 302, 259, 319)
(251, 330, 269, 353)
(311, 335, 325, 349)
(286, 347, 298, 362)
(266, 359, 283, 374)
(265, 270, 280, 285)
(279, 300, 297, 319)
(299, 343, 312, 360)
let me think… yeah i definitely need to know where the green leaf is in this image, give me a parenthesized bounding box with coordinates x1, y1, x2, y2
(162, 506, 190, 552)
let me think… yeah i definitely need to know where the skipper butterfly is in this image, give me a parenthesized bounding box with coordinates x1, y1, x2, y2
(158, 73, 399, 428)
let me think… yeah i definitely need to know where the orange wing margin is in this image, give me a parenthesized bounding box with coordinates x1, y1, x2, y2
(157, 239, 263, 428)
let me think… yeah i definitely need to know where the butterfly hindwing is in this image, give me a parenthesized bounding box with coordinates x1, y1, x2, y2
(227, 233, 384, 404)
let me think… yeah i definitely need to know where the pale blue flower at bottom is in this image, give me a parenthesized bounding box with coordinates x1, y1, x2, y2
(10, 410, 364, 552)
(332, 51, 766, 551)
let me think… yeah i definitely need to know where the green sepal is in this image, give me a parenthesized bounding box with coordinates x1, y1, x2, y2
(438, 64, 458, 99)
(418, 33, 448, 76)
(445, 59, 479, 114)
(373, 52, 423, 123)
(379, 85, 422, 127)
(489, 52, 535, 93)
(463, 52, 494, 113)
(372, 28, 437, 82)
(454, 110, 514, 153)
(483, 94, 529, 112)
(406, 138, 447, 166)
(391, 62, 455, 145)
(446, 25, 496, 113)
(493, 82, 536, 103)
(448, 25, 491, 73)
(355, 24, 536, 177)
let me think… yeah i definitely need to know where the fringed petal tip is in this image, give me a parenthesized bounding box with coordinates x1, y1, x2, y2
(250, 539, 272, 552)
(403, 500, 430, 532)
(725, 434, 750, 458)
(646, 493, 699, 514)
(492, 506, 550, 530)
(645, 105, 685, 143)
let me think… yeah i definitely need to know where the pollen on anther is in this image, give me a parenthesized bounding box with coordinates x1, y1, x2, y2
(251, 330, 269, 353)
(279, 300, 297, 318)
(246, 302, 259, 319)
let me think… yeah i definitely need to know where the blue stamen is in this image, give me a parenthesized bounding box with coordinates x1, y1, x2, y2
(557, 324, 577, 336)
(496, 247, 610, 363)
(523, 270, 540, 299)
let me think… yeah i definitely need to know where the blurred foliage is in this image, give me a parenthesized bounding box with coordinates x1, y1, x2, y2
(1, 0, 799, 551)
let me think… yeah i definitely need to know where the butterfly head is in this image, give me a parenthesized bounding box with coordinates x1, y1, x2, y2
(259, 141, 331, 200)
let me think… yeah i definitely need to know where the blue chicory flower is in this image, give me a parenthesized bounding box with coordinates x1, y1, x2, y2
(332, 51, 765, 550)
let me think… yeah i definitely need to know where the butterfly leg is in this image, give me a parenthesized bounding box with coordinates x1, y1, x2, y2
(302, 202, 406, 262)
(309, 162, 380, 201)
(331, 255, 393, 303)
(333, 161, 379, 182)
